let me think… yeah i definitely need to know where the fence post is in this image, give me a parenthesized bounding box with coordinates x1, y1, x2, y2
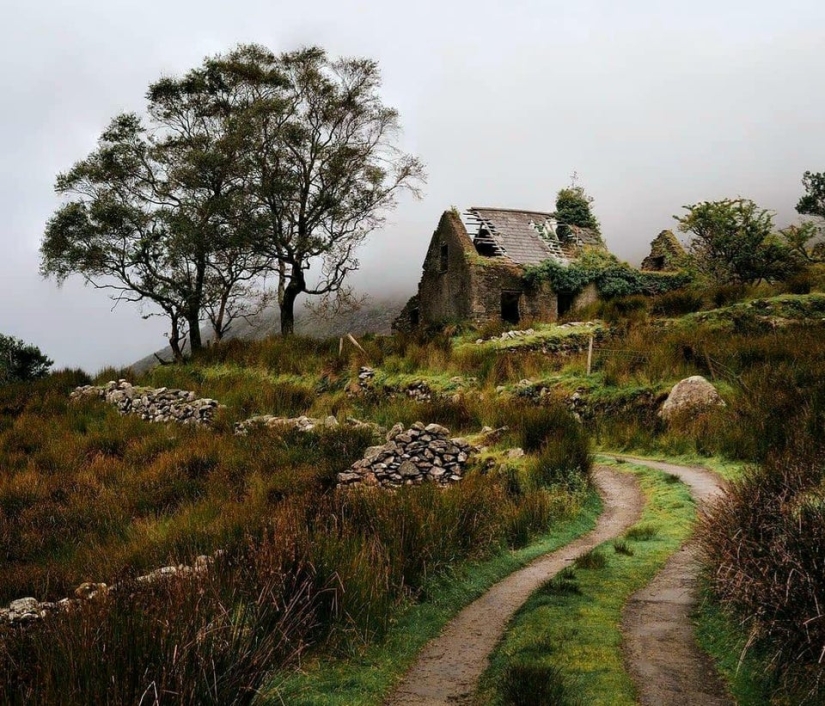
(587, 335, 594, 376)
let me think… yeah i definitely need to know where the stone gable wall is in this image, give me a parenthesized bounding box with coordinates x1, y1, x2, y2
(418, 210, 560, 327)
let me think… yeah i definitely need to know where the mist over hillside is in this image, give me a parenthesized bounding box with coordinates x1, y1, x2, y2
(130, 293, 409, 373)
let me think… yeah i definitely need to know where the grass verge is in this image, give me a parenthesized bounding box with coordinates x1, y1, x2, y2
(474, 462, 695, 706)
(694, 583, 776, 705)
(257, 490, 602, 706)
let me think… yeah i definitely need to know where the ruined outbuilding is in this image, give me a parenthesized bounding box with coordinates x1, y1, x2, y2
(640, 230, 688, 272)
(395, 208, 606, 331)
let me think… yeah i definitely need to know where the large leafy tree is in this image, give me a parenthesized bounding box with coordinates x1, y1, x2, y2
(207, 45, 425, 335)
(41, 60, 271, 357)
(676, 198, 798, 284)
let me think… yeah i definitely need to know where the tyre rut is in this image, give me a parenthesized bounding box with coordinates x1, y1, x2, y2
(386, 466, 644, 706)
(608, 455, 734, 706)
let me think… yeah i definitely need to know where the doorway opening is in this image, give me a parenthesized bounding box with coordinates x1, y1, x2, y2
(558, 293, 575, 318)
(501, 291, 522, 325)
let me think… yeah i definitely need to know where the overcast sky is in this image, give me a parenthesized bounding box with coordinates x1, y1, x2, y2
(3, 0, 824, 371)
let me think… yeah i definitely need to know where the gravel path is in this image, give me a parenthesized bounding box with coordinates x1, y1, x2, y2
(609, 456, 734, 706)
(386, 466, 644, 706)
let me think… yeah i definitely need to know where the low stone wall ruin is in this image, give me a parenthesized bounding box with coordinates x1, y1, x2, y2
(71, 380, 222, 426)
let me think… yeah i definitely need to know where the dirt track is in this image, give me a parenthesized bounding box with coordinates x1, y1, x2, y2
(386, 466, 644, 706)
(612, 456, 733, 706)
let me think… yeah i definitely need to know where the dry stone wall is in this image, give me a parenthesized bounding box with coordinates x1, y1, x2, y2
(71, 380, 222, 426)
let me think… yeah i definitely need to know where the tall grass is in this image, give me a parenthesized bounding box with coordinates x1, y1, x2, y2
(699, 444, 825, 700)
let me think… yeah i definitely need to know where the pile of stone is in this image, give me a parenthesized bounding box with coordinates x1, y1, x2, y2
(71, 380, 222, 426)
(337, 422, 476, 489)
(403, 380, 433, 402)
(234, 415, 382, 436)
(1, 554, 217, 628)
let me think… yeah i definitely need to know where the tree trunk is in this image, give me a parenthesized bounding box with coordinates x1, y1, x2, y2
(187, 310, 203, 352)
(169, 315, 184, 362)
(280, 266, 304, 336)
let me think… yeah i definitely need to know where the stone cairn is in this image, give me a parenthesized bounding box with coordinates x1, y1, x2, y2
(71, 380, 222, 426)
(337, 422, 475, 489)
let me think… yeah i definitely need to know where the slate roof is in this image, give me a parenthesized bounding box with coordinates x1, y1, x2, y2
(466, 207, 566, 266)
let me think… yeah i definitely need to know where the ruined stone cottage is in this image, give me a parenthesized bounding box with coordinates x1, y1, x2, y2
(396, 207, 606, 330)
(640, 230, 687, 272)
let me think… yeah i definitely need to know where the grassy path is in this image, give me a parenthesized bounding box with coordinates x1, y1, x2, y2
(475, 459, 699, 705)
(611, 456, 732, 706)
(387, 467, 643, 705)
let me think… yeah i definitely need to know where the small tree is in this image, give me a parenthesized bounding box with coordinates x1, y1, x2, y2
(796, 171, 825, 221)
(0, 334, 53, 384)
(553, 178, 601, 241)
(790, 171, 825, 261)
(676, 198, 798, 284)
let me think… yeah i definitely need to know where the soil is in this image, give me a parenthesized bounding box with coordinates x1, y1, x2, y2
(612, 456, 734, 706)
(386, 466, 644, 705)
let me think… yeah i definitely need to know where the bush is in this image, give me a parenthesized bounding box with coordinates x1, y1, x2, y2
(651, 288, 705, 316)
(700, 448, 825, 687)
(782, 270, 813, 295)
(0, 334, 53, 384)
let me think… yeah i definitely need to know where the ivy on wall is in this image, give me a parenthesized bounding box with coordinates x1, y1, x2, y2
(523, 249, 691, 297)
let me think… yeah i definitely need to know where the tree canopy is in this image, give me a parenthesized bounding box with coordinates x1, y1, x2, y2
(675, 198, 799, 285)
(0, 334, 53, 385)
(205, 45, 425, 334)
(41, 43, 424, 352)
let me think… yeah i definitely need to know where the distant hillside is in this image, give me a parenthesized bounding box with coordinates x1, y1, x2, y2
(130, 294, 409, 373)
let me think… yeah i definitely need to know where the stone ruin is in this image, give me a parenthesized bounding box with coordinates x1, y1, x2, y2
(71, 380, 222, 426)
(640, 230, 688, 272)
(1, 553, 218, 628)
(337, 422, 476, 489)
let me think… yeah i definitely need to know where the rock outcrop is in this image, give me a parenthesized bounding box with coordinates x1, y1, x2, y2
(71, 380, 222, 426)
(659, 376, 726, 420)
(337, 422, 476, 489)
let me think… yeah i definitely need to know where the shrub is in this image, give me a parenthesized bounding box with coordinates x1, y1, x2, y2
(651, 288, 705, 317)
(782, 270, 813, 295)
(573, 549, 606, 570)
(0, 334, 53, 384)
(700, 448, 825, 686)
(626, 524, 657, 541)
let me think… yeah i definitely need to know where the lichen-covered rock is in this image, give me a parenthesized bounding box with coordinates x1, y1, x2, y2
(660, 376, 726, 420)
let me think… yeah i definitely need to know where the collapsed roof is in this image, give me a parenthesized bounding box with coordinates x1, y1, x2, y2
(462, 207, 602, 266)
